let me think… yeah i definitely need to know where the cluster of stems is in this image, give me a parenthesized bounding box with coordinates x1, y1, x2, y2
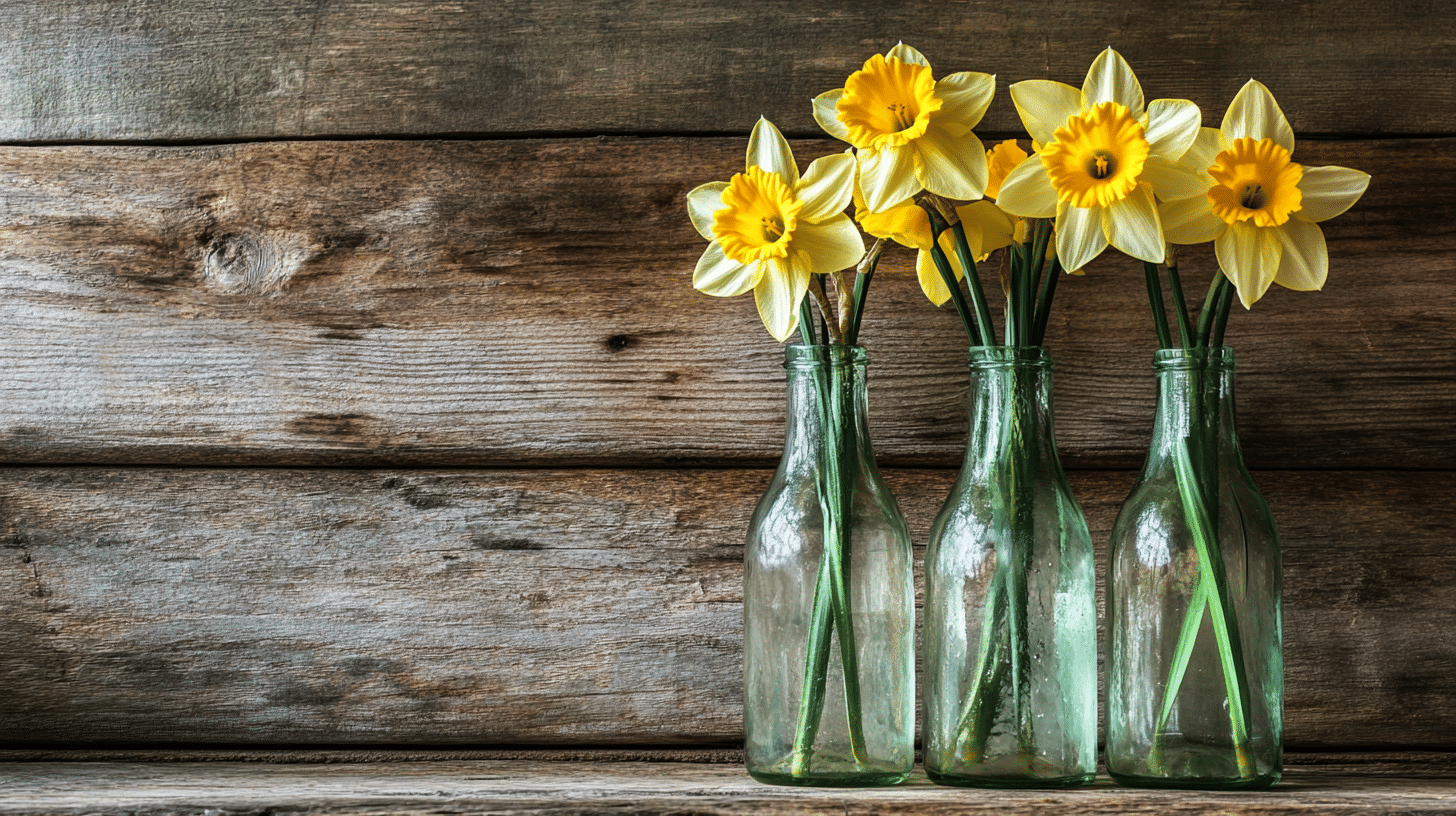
(1144, 260, 1256, 780)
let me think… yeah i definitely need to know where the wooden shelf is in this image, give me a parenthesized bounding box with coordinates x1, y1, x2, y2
(1, 753, 1454, 814)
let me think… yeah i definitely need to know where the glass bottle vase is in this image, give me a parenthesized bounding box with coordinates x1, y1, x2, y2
(922, 346, 1097, 788)
(742, 344, 915, 787)
(1106, 347, 1282, 789)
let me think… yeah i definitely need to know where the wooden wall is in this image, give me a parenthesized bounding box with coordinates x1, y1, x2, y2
(0, 1, 1452, 750)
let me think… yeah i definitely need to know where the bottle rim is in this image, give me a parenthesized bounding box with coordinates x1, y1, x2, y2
(783, 343, 869, 368)
(966, 345, 1052, 369)
(1152, 346, 1235, 371)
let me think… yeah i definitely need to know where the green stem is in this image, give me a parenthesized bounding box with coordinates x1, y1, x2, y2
(1211, 280, 1235, 349)
(1003, 375, 1037, 763)
(1165, 262, 1194, 350)
(1194, 273, 1226, 349)
(1171, 437, 1256, 779)
(845, 241, 882, 346)
(1021, 220, 1051, 347)
(1149, 575, 1212, 775)
(798, 298, 817, 347)
(950, 221, 998, 346)
(1144, 262, 1174, 350)
(1031, 257, 1063, 346)
(926, 217, 982, 346)
(946, 575, 1009, 768)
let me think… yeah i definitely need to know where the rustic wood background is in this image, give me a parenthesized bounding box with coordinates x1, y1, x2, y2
(0, 0, 1451, 751)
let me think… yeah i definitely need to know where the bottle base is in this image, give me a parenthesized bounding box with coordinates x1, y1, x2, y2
(926, 769, 1096, 789)
(747, 769, 912, 788)
(1108, 771, 1281, 790)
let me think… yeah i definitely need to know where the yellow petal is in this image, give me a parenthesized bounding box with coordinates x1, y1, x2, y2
(1216, 221, 1283, 308)
(1144, 98, 1202, 161)
(955, 200, 1017, 258)
(887, 42, 930, 67)
(1056, 201, 1110, 273)
(687, 182, 727, 241)
(1272, 217, 1329, 291)
(1295, 165, 1371, 222)
(747, 117, 798, 187)
(754, 257, 809, 342)
(995, 155, 1059, 218)
(1221, 79, 1294, 153)
(915, 125, 987, 201)
(933, 71, 996, 135)
(1161, 195, 1225, 245)
(1082, 47, 1144, 116)
(813, 89, 851, 142)
(693, 242, 761, 297)
(795, 151, 855, 222)
(1105, 182, 1165, 263)
(860, 202, 932, 248)
(859, 144, 922, 212)
(1143, 155, 1211, 201)
(915, 248, 955, 306)
(1009, 80, 1082, 146)
(791, 215, 865, 275)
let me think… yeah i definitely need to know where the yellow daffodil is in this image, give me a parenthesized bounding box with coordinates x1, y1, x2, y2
(853, 184, 1013, 306)
(687, 118, 863, 342)
(814, 43, 995, 213)
(1159, 80, 1371, 308)
(997, 48, 1207, 273)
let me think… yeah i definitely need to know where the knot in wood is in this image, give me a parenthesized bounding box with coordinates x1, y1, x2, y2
(202, 232, 309, 295)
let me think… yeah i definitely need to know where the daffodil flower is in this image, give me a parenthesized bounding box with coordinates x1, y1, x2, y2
(814, 43, 995, 213)
(688, 118, 863, 342)
(997, 48, 1207, 273)
(1158, 80, 1371, 308)
(853, 184, 1013, 307)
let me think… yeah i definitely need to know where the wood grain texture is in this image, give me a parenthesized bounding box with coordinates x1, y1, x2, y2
(0, 1, 1451, 142)
(2, 467, 1452, 748)
(0, 138, 1447, 469)
(2, 758, 1455, 815)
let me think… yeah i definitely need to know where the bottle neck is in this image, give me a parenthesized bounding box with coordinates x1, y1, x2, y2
(963, 346, 1058, 465)
(1146, 346, 1241, 463)
(781, 344, 873, 467)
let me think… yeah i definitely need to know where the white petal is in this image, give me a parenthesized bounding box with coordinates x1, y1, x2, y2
(754, 257, 810, 342)
(1180, 127, 1225, 175)
(1143, 155, 1210, 201)
(859, 145, 922, 213)
(813, 89, 851, 142)
(1295, 165, 1371, 222)
(790, 215, 865, 275)
(1056, 201, 1110, 273)
(1105, 183, 1165, 263)
(887, 42, 930, 67)
(1082, 47, 1144, 116)
(1272, 217, 1329, 291)
(995, 155, 1059, 218)
(1144, 98, 1202, 161)
(795, 152, 855, 222)
(934, 71, 996, 134)
(1161, 195, 1225, 245)
(1221, 79, 1294, 152)
(693, 242, 760, 297)
(1009, 80, 1082, 146)
(687, 182, 727, 240)
(747, 117, 798, 187)
(914, 125, 988, 201)
(1215, 221, 1283, 308)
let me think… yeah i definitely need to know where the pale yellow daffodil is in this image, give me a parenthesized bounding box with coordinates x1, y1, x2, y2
(1158, 80, 1371, 308)
(814, 43, 995, 213)
(687, 118, 863, 342)
(997, 48, 1207, 273)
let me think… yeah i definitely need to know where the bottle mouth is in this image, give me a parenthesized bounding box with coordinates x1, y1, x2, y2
(784, 344, 869, 368)
(966, 345, 1052, 369)
(1153, 346, 1235, 371)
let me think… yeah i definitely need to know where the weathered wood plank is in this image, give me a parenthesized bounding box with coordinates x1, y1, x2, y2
(2, 758, 1455, 815)
(0, 138, 1448, 468)
(2, 468, 1452, 747)
(0, 1, 1452, 142)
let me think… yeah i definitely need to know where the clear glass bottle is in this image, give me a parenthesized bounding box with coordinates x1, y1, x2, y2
(743, 344, 915, 787)
(922, 347, 1097, 788)
(1106, 347, 1282, 789)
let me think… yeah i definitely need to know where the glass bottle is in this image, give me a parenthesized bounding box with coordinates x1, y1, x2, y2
(743, 344, 915, 787)
(1106, 347, 1282, 789)
(922, 346, 1097, 787)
